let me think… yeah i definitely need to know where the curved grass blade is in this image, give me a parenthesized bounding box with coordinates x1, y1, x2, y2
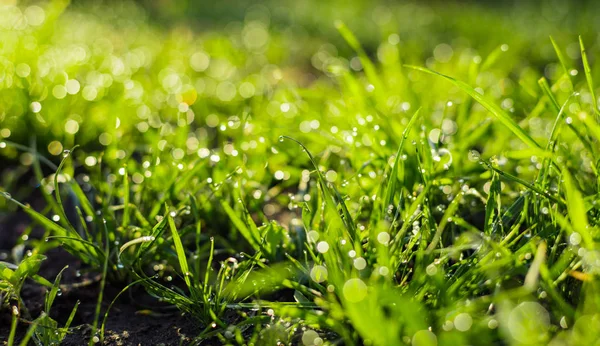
(279, 136, 357, 242)
(383, 108, 420, 214)
(481, 160, 562, 205)
(118, 236, 156, 259)
(100, 277, 152, 341)
(46, 236, 105, 262)
(405, 65, 541, 149)
(549, 36, 574, 92)
(46, 265, 69, 313)
(135, 215, 169, 263)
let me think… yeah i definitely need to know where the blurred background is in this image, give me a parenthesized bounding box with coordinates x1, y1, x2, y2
(1, 0, 599, 195)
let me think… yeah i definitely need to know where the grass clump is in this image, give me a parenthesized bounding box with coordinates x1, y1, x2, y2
(1, 0, 600, 345)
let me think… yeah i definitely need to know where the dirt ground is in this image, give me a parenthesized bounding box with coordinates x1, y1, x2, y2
(0, 188, 203, 346)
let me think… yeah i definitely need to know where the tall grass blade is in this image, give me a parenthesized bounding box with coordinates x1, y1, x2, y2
(580, 36, 598, 117)
(405, 65, 541, 149)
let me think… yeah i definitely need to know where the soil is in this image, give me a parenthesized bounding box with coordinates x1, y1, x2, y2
(0, 188, 205, 345)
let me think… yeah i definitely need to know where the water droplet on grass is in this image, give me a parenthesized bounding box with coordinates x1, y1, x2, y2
(454, 313, 473, 331)
(342, 278, 367, 303)
(310, 265, 328, 283)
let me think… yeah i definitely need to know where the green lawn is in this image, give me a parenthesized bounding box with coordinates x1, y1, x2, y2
(1, 0, 600, 345)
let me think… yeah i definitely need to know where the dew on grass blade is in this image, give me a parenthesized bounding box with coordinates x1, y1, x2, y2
(30, 101, 42, 113)
(342, 278, 367, 303)
(570, 232, 582, 246)
(454, 313, 473, 332)
(310, 265, 328, 283)
(412, 330, 437, 346)
(302, 330, 320, 346)
(316, 241, 329, 253)
(377, 232, 390, 245)
(468, 150, 481, 162)
(353, 257, 366, 270)
(426, 264, 438, 276)
(378, 266, 390, 276)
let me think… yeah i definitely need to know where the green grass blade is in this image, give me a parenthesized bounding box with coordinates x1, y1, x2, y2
(279, 136, 357, 243)
(18, 319, 40, 346)
(8, 311, 18, 346)
(383, 108, 420, 213)
(405, 65, 541, 149)
(482, 160, 562, 204)
(45, 265, 69, 313)
(90, 218, 110, 346)
(580, 36, 598, 117)
(561, 167, 593, 247)
(427, 190, 464, 251)
(538, 77, 561, 111)
(100, 278, 150, 340)
(168, 214, 192, 288)
(335, 20, 382, 91)
(53, 145, 79, 232)
(118, 236, 156, 259)
(483, 171, 501, 235)
(122, 167, 130, 228)
(221, 199, 261, 251)
(549, 36, 574, 91)
(62, 300, 80, 332)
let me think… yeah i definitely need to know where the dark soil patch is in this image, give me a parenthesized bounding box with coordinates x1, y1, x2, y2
(0, 247, 204, 345)
(0, 189, 205, 346)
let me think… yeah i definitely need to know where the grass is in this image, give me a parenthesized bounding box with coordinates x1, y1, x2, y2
(1, 0, 600, 345)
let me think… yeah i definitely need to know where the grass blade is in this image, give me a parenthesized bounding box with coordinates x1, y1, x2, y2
(168, 214, 192, 288)
(405, 65, 541, 149)
(549, 36, 574, 92)
(580, 36, 598, 117)
(383, 108, 420, 213)
(561, 167, 593, 247)
(335, 20, 382, 91)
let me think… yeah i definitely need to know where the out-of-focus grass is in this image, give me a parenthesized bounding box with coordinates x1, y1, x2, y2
(1, 0, 600, 345)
